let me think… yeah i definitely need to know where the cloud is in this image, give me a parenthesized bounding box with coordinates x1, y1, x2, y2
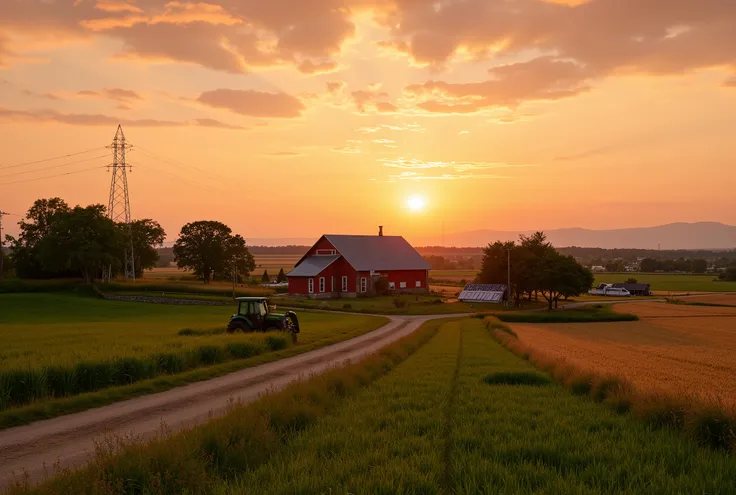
(387, 171, 507, 181)
(72, 87, 143, 103)
(196, 89, 306, 118)
(332, 140, 362, 154)
(351, 85, 399, 113)
(379, 157, 532, 172)
(404, 57, 592, 113)
(725, 76, 736, 87)
(0, 0, 360, 74)
(297, 60, 339, 75)
(0, 106, 244, 129)
(377, 0, 736, 102)
(326, 80, 347, 95)
(355, 123, 425, 134)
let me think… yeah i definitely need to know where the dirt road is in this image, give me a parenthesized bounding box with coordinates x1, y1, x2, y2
(0, 314, 461, 490)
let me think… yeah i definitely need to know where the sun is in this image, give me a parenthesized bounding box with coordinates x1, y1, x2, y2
(407, 195, 426, 212)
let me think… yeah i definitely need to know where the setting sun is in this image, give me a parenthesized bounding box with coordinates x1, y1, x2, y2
(407, 196, 426, 212)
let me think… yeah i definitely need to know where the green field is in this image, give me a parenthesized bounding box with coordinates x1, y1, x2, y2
(270, 294, 530, 315)
(17, 318, 736, 494)
(221, 318, 736, 493)
(591, 272, 736, 292)
(0, 294, 386, 413)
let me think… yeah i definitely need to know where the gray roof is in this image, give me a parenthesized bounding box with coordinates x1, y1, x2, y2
(612, 283, 651, 290)
(287, 255, 340, 277)
(325, 235, 431, 271)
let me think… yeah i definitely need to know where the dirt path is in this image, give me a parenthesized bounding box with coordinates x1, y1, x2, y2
(0, 314, 465, 491)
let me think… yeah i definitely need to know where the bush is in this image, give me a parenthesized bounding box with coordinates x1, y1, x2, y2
(342, 303, 352, 310)
(374, 277, 389, 296)
(392, 298, 407, 308)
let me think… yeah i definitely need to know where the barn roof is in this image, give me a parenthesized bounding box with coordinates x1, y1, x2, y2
(324, 235, 431, 271)
(458, 284, 508, 303)
(287, 255, 340, 277)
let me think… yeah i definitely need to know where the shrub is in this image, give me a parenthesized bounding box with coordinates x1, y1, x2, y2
(392, 298, 407, 308)
(342, 303, 352, 310)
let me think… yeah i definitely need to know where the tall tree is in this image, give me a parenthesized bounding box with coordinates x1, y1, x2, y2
(37, 205, 124, 283)
(262, 270, 270, 283)
(173, 221, 254, 283)
(276, 268, 287, 283)
(126, 219, 166, 278)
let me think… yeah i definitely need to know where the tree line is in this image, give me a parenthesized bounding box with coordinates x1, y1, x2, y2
(3, 198, 256, 284)
(477, 232, 594, 310)
(638, 257, 709, 273)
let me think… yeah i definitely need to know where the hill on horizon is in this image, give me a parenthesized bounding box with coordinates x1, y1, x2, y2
(433, 222, 736, 250)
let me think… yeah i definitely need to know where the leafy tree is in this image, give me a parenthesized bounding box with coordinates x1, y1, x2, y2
(8, 198, 71, 278)
(37, 205, 124, 283)
(125, 219, 166, 278)
(625, 277, 639, 284)
(538, 252, 593, 310)
(639, 258, 658, 272)
(262, 270, 270, 283)
(374, 276, 390, 295)
(173, 221, 254, 283)
(276, 268, 287, 283)
(690, 258, 708, 274)
(724, 266, 736, 282)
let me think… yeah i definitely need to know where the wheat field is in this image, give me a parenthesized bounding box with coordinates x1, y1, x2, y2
(510, 301, 736, 407)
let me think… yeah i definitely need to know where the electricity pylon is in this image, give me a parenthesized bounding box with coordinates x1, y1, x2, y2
(106, 125, 135, 281)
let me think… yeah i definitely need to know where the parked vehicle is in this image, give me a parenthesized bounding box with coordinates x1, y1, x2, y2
(589, 283, 631, 297)
(227, 297, 300, 341)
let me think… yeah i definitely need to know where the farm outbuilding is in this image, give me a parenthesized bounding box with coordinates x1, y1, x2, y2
(458, 284, 508, 303)
(612, 283, 653, 296)
(287, 228, 430, 298)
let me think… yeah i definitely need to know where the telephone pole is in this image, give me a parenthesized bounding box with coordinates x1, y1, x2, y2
(506, 247, 511, 308)
(0, 211, 8, 280)
(106, 125, 135, 281)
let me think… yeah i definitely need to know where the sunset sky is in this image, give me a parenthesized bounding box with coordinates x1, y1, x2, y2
(1, 0, 735, 245)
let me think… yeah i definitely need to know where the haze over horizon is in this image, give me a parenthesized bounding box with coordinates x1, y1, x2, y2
(2, 0, 736, 243)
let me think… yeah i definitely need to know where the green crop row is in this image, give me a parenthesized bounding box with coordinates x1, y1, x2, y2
(10, 318, 445, 494)
(0, 334, 290, 411)
(478, 305, 640, 323)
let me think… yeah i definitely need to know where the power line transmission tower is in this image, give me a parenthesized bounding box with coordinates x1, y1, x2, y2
(0, 210, 8, 280)
(106, 125, 135, 281)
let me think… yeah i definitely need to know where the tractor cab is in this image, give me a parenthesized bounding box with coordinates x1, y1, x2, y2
(228, 297, 300, 338)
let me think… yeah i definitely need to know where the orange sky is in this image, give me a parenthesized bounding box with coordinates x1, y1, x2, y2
(1, 0, 736, 245)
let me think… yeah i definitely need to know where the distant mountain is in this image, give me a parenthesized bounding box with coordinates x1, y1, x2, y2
(436, 222, 736, 250)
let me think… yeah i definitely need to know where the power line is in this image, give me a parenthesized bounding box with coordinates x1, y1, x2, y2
(0, 147, 107, 171)
(132, 145, 231, 183)
(0, 154, 110, 178)
(0, 166, 106, 186)
(130, 160, 227, 195)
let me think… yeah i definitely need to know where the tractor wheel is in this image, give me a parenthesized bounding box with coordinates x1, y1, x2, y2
(228, 320, 247, 333)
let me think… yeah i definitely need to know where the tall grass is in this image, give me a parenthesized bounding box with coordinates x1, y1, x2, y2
(483, 316, 736, 453)
(485, 306, 639, 323)
(8, 318, 445, 494)
(0, 334, 290, 411)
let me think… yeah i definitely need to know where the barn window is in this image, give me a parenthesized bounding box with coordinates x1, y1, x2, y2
(319, 277, 325, 293)
(416, 281, 421, 288)
(399, 282, 407, 289)
(342, 276, 348, 291)
(389, 282, 396, 290)
(316, 249, 336, 256)
(331, 276, 335, 292)
(308, 278, 314, 293)
(360, 277, 367, 293)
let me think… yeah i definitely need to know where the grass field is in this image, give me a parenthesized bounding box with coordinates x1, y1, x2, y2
(508, 301, 736, 409)
(15, 318, 736, 494)
(0, 294, 386, 412)
(592, 272, 736, 293)
(269, 294, 533, 315)
(222, 318, 736, 493)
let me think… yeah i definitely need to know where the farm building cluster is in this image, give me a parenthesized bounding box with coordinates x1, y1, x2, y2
(286, 228, 430, 298)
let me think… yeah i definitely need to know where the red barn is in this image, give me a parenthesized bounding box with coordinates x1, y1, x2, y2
(287, 229, 431, 298)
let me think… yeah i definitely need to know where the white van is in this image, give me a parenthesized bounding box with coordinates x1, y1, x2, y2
(604, 287, 630, 297)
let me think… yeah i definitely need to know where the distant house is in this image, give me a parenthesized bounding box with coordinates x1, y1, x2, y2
(286, 227, 430, 298)
(591, 265, 606, 272)
(612, 283, 652, 296)
(458, 284, 508, 303)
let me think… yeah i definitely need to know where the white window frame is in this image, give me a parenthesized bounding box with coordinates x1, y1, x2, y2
(341, 276, 348, 292)
(308, 278, 314, 294)
(331, 276, 335, 292)
(399, 281, 407, 289)
(360, 277, 367, 293)
(316, 249, 336, 256)
(319, 277, 325, 293)
(416, 280, 422, 288)
(388, 282, 396, 290)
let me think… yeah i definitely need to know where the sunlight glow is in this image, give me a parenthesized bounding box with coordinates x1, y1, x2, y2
(407, 195, 426, 212)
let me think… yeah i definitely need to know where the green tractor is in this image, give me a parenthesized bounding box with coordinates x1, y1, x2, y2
(227, 297, 300, 340)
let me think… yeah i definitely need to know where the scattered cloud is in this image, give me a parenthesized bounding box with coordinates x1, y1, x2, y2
(351, 85, 398, 113)
(0, 106, 244, 129)
(355, 123, 425, 134)
(326, 80, 347, 95)
(72, 87, 143, 103)
(297, 60, 340, 75)
(387, 171, 507, 181)
(725, 76, 736, 88)
(458, 130, 469, 135)
(196, 89, 306, 118)
(332, 140, 362, 154)
(379, 158, 532, 172)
